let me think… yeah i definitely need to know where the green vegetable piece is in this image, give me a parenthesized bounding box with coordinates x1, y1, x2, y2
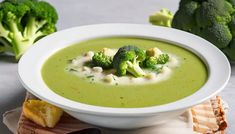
(143, 53, 169, 70)
(0, 0, 58, 60)
(113, 45, 146, 77)
(157, 54, 169, 64)
(144, 57, 158, 69)
(172, 0, 235, 60)
(149, 8, 173, 27)
(92, 51, 113, 69)
(223, 38, 235, 60)
(199, 23, 232, 49)
(172, 1, 199, 32)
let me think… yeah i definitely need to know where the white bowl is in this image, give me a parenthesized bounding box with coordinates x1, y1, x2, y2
(18, 24, 231, 129)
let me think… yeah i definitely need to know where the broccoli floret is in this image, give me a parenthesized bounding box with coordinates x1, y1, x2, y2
(194, 0, 234, 49)
(172, 0, 199, 32)
(92, 51, 113, 69)
(149, 8, 173, 27)
(195, 0, 234, 27)
(199, 23, 232, 49)
(143, 53, 169, 69)
(0, 0, 58, 60)
(157, 54, 169, 64)
(172, 0, 235, 60)
(223, 38, 235, 60)
(113, 45, 146, 77)
(144, 57, 158, 69)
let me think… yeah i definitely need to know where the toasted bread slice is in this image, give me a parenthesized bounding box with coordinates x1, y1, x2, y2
(23, 100, 63, 128)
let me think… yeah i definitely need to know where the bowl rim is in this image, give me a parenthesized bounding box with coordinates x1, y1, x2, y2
(18, 23, 231, 116)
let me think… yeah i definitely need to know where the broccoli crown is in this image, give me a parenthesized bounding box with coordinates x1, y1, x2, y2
(172, 0, 235, 60)
(0, 0, 58, 59)
(115, 45, 146, 61)
(113, 45, 146, 77)
(92, 51, 113, 69)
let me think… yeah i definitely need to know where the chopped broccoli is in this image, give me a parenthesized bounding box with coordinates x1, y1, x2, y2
(0, 0, 58, 59)
(144, 57, 158, 69)
(113, 45, 146, 77)
(143, 53, 169, 69)
(172, 0, 235, 61)
(157, 54, 169, 64)
(92, 51, 113, 69)
(149, 8, 173, 27)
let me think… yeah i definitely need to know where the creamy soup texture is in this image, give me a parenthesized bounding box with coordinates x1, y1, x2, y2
(41, 37, 208, 108)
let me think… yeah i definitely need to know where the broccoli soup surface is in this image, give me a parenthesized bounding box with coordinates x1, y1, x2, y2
(41, 37, 207, 108)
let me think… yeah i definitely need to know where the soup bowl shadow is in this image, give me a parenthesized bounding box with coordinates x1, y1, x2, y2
(18, 24, 230, 129)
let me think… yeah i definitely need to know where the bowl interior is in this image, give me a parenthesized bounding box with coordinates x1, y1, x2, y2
(18, 24, 231, 116)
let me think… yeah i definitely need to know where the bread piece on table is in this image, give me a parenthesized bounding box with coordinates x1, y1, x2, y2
(23, 100, 63, 128)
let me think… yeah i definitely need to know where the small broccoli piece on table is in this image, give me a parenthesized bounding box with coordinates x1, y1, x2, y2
(113, 45, 146, 77)
(0, 0, 58, 60)
(92, 51, 113, 69)
(149, 8, 173, 27)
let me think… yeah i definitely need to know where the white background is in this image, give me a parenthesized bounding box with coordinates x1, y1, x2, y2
(0, 0, 234, 133)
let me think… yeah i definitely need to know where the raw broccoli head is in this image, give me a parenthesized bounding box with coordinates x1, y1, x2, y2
(172, 0, 199, 33)
(0, 0, 58, 59)
(92, 51, 113, 69)
(113, 45, 146, 77)
(172, 0, 235, 61)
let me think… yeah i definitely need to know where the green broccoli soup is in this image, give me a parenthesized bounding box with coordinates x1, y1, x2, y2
(41, 37, 207, 108)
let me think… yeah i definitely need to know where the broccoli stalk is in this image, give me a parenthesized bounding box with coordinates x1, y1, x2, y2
(6, 13, 46, 58)
(0, 0, 58, 59)
(125, 57, 146, 77)
(113, 45, 146, 77)
(0, 38, 11, 53)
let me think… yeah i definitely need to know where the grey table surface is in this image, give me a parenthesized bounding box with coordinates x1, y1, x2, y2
(0, 0, 234, 133)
